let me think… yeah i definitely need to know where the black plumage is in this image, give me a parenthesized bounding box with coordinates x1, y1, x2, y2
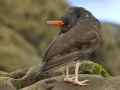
(41, 6, 102, 77)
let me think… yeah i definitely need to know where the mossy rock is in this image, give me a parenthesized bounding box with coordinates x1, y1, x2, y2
(85, 61, 111, 77)
(0, 71, 7, 76)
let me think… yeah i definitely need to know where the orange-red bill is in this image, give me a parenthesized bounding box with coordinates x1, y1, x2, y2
(47, 20, 65, 26)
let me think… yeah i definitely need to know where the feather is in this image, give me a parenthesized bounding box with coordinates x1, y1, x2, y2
(41, 8, 102, 74)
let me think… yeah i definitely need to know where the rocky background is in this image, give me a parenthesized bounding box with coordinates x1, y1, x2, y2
(0, 0, 120, 77)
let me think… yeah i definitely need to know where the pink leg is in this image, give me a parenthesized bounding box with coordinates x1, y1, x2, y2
(64, 64, 75, 82)
(74, 61, 89, 86)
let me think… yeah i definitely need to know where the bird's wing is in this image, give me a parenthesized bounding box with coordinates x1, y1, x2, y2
(41, 18, 101, 73)
(41, 31, 60, 59)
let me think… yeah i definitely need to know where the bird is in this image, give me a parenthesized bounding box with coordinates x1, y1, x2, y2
(40, 6, 102, 86)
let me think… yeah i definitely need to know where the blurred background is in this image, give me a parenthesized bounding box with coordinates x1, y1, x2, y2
(0, 0, 120, 76)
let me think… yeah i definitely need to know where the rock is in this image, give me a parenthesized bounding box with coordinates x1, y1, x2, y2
(0, 0, 69, 72)
(0, 77, 16, 90)
(52, 60, 111, 78)
(1, 73, 119, 90)
(0, 71, 7, 76)
(0, 24, 40, 72)
(2, 61, 110, 89)
(0, 0, 69, 54)
(20, 75, 120, 90)
(4, 68, 29, 79)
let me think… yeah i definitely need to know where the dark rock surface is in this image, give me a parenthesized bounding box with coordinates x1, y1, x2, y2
(1, 74, 120, 90)
(20, 75, 120, 90)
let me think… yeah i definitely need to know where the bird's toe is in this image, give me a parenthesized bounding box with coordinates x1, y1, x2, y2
(74, 79, 89, 86)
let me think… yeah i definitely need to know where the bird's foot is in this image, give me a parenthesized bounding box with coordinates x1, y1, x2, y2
(64, 76, 75, 82)
(74, 79, 89, 86)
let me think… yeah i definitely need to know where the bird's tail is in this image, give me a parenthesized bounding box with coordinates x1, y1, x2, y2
(40, 52, 78, 74)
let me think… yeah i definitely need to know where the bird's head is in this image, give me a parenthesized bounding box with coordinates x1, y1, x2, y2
(47, 7, 84, 32)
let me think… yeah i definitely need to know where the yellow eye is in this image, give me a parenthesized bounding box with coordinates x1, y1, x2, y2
(68, 25, 70, 27)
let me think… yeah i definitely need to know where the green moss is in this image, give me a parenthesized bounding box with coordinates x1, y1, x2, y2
(13, 82, 21, 89)
(85, 62, 111, 78)
(92, 66, 100, 75)
(0, 71, 7, 76)
(13, 74, 52, 89)
(13, 80, 27, 89)
(86, 64, 92, 71)
(95, 63, 111, 77)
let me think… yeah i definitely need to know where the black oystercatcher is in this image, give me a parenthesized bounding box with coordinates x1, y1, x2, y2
(41, 6, 102, 86)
